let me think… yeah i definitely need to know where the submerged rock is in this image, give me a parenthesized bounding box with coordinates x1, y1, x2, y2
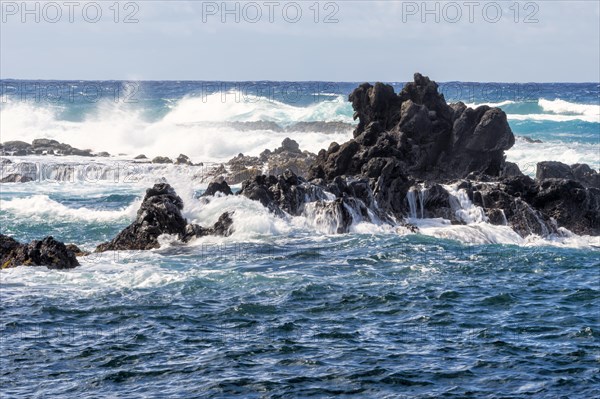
(95, 183, 233, 252)
(1, 235, 79, 269)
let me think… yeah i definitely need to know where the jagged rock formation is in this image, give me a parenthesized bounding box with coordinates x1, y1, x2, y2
(310, 73, 515, 182)
(95, 183, 233, 252)
(260, 138, 317, 177)
(234, 74, 599, 237)
(237, 170, 381, 233)
(1, 235, 79, 269)
(225, 138, 317, 184)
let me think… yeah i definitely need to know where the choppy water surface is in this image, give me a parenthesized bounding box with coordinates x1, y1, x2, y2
(1, 80, 599, 398)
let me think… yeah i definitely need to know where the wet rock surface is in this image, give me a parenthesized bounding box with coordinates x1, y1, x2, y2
(234, 74, 599, 237)
(95, 183, 234, 252)
(203, 178, 234, 197)
(1, 235, 79, 269)
(224, 138, 317, 184)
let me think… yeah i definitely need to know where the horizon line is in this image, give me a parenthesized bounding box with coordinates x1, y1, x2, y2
(1, 77, 599, 85)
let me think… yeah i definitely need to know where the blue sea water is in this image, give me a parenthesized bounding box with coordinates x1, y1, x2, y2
(0, 80, 599, 398)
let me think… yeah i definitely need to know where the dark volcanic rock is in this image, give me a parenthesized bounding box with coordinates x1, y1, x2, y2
(281, 137, 301, 153)
(65, 244, 90, 257)
(470, 174, 600, 236)
(238, 174, 288, 216)
(226, 139, 317, 183)
(520, 136, 543, 144)
(536, 161, 573, 180)
(537, 161, 599, 189)
(531, 179, 599, 236)
(182, 212, 234, 241)
(1, 174, 34, 183)
(1, 139, 95, 157)
(152, 156, 173, 164)
(1, 141, 33, 156)
(203, 179, 233, 197)
(232, 73, 598, 238)
(285, 121, 354, 134)
(175, 154, 193, 165)
(349, 82, 402, 136)
(501, 162, 523, 178)
(238, 169, 375, 231)
(1, 235, 79, 269)
(309, 73, 515, 182)
(95, 183, 233, 252)
(571, 164, 600, 189)
(134, 154, 148, 160)
(422, 184, 455, 220)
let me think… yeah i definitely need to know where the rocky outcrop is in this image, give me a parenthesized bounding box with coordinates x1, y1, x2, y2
(65, 244, 90, 257)
(537, 161, 599, 189)
(1, 235, 79, 269)
(1, 174, 34, 183)
(231, 74, 598, 238)
(225, 138, 317, 184)
(152, 156, 173, 164)
(310, 73, 515, 183)
(0, 139, 104, 157)
(202, 178, 233, 197)
(238, 169, 378, 232)
(0, 141, 34, 156)
(95, 183, 234, 252)
(468, 174, 600, 236)
(260, 138, 317, 177)
(182, 212, 234, 241)
(175, 154, 193, 165)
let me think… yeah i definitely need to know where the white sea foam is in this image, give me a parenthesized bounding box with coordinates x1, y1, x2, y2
(508, 113, 599, 123)
(402, 183, 599, 249)
(506, 139, 600, 175)
(0, 194, 139, 223)
(466, 98, 599, 123)
(0, 93, 354, 162)
(464, 100, 516, 108)
(539, 98, 599, 118)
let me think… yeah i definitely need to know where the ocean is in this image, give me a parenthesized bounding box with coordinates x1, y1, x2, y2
(1, 80, 599, 398)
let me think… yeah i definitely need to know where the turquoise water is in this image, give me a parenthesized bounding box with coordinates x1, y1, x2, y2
(1, 81, 599, 398)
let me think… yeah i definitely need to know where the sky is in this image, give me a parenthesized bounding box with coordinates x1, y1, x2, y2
(1, 1, 599, 82)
